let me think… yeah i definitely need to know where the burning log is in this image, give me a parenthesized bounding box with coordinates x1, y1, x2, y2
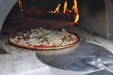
(18, 0, 79, 24)
(25, 12, 73, 22)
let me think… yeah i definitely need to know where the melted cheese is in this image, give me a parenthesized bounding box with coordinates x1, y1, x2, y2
(13, 27, 77, 46)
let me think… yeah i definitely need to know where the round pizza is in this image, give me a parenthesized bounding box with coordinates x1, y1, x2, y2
(9, 27, 79, 50)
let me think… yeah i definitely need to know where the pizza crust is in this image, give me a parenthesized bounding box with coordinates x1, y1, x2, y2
(9, 28, 79, 50)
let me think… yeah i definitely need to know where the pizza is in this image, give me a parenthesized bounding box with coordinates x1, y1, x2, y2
(9, 27, 79, 50)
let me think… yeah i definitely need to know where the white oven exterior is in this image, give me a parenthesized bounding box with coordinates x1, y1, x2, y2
(0, 0, 17, 31)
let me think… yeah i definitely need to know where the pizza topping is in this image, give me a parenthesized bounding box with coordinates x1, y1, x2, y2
(12, 33, 19, 39)
(11, 27, 78, 48)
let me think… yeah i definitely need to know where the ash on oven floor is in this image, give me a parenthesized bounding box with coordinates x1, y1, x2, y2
(0, 47, 8, 54)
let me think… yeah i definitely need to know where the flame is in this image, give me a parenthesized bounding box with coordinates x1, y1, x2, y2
(74, 14, 79, 24)
(49, 4, 61, 13)
(72, 0, 79, 24)
(49, 0, 79, 24)
(63, 1, 72, 13)
(63, 1, 67, 13)
(19, 0, 23, 11)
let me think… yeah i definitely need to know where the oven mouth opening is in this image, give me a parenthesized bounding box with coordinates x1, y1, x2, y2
(1, 0, 113, 40)
(1, 0, 80, 38)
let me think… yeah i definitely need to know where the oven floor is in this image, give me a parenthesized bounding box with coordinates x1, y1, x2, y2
(0, 22, 113, 75)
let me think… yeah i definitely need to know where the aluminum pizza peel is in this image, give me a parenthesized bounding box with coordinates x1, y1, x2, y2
(36, 42, 113, 72)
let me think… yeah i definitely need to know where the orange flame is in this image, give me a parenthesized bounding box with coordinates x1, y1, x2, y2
(63, 1, 67, 13)
(49, 4, 61, 13)
(72, 0, 79, 24)
(19, 0, 23, 11)
(63, 1, 72, 13)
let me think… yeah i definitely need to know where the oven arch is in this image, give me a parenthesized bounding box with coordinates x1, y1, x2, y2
(0, 0, 18, 32)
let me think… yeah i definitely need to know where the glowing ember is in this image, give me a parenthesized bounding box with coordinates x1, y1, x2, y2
(19, 0, 23, 11)
(48, 4, 61, 13)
